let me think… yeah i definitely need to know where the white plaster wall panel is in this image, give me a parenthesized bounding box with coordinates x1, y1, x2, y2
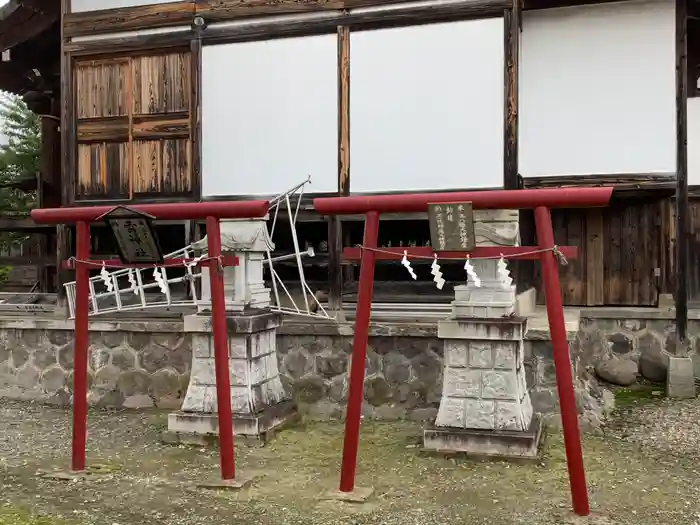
(687, 98, 700, 186)
(71, 0, 182, 11)
(349, 19, 504, 193)
(519, 0, 676, 177)
(201, 36, 338, 196)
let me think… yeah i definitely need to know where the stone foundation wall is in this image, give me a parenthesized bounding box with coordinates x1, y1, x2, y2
(1, 310, 693, 427)
(0, 327, 191, 409)
(578, 312, 700, 384)
(5, 310, 694, 425)
(0, 317, 600, 424)
(276, 333, 588, 422)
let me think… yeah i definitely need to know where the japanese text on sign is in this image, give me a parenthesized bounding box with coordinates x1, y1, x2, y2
(427, 202, 475, 252)
(98, 206, 164, 264)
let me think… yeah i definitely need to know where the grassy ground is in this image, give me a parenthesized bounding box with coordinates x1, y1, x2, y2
(0, 397, 699, 525)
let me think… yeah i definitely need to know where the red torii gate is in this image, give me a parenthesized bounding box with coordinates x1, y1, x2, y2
(31, 200, 270, 482)
(314, 187, 614, 517)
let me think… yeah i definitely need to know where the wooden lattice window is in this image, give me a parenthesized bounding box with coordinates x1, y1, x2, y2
(74, 52, 192, 201)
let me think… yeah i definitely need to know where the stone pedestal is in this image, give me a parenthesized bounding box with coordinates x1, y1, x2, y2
(423, 209, 542, 460)
(167, 311, 296, 443)
(167, 219, 296, 443)
(667, 355, 696, 399)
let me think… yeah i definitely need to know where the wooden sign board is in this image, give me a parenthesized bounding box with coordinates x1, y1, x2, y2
(96, 206, 164, 265)
(427, 202, 475, 251)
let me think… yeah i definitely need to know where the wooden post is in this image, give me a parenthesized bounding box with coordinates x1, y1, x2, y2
(39, 109, 60, 292)
(503, 0, 520, 190)
(329, 25, 351, 312)
(58, 0, 74, 306)
(339, 211, 379, 493)
(71, 220, 90, 471)
(504, 0, 524, 291)
(534, 207, 590, 516)
(190, 33, 203, 201)
(676, 0, 689, 344)
(206, 216, 236, 480)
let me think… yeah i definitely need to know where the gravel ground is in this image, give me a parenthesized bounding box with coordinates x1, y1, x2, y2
(0, 395, 699, 525)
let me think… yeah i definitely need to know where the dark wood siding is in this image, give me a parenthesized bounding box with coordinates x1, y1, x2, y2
(660, 196, 700, 304)
(522, 199, 662, 306)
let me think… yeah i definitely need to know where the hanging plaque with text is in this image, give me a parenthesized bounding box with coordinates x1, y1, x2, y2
(96, 206, 164, 265)
(427, 202, 476, 252)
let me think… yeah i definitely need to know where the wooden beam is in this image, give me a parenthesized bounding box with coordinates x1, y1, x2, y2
(196, 0, 342, 22)
(54, 0, 646, 44)
(0, 218, 55, 231)
(65, 0, 508, 54)
(328, 25, 350, 312)
(58, 0, 72, 306)
(0, 1, 60, 51)
(203, 0, 508, 44)
(190, 34, 202, 201)
(65, 31, 192, 56)
(63, 1, 195, 38)
(503, 0, 520, 189)
(0, 257, 57, 266)
(676, 0, 690, 343)
(76, 116, 130, 142)
(338, 25, 350, 197)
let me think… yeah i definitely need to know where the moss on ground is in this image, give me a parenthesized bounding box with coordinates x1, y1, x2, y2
(0, 508, 71, 525)
(613, 383, 664, 409)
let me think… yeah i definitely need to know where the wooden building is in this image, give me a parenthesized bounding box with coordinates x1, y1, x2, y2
(0, 0, 698, 311)
(0, 0, 61, 294)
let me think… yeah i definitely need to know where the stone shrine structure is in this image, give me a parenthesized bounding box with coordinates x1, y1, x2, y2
(424, 210, 543, 459)
(166, 218, 296, 443)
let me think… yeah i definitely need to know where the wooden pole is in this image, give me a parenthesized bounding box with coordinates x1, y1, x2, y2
(503, 0, 520, 190)
(329, 25, 351, 312)
(339, 211, 379, 493)
(71, 220, 89, 472)
(206, 216, 236, 480)
(534, 207, 589, 516)
(676, 0, 689, 343)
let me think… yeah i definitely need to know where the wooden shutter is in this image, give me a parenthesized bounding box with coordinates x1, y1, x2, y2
(74, 51, 192, 201)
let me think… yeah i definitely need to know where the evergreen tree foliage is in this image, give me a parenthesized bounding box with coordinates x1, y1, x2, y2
(0, 91, 40, 278)
(0, 91, 40, 217)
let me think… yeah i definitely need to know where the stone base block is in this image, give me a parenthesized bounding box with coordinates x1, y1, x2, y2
(320, 486, 374, 503)
(195, 473, 259, 491)
(667, 356, 696, 399)
(164, 400, 298, 445)
(40, 463, 117, 481)
(422, 413, 543, 462)
(41, 470, 99, 482)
